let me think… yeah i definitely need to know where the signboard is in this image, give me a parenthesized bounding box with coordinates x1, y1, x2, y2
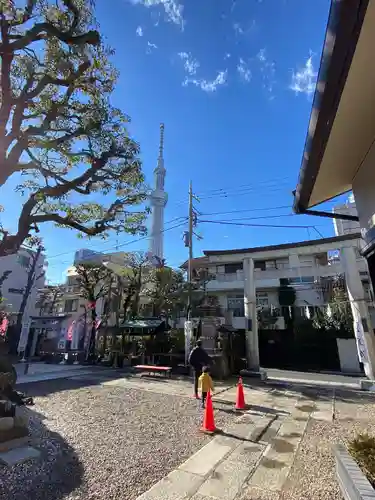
(184, 320, 193, 366)
(355, 320, 368, 363)
(18, 319, 31, 352)
(57, 327, 67, 351)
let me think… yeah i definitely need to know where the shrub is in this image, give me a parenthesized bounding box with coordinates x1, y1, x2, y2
(348, 433, 375, 487)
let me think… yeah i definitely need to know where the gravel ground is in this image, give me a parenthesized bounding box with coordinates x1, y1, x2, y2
(278, 392, 375, 500)
(0, 379, 235, 500)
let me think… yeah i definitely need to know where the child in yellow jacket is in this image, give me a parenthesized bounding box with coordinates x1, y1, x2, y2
(198, 366, 214, 408)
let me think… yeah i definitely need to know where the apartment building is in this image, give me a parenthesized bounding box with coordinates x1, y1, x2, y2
(34, 248, 151, 354)
(0, 247, 46, 324)
(185, 233, 372, 331)
(333, 196, 362, 237)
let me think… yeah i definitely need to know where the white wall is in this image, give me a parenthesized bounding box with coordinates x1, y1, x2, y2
(352, 145, 375, 232)
(333, 198, 361, 236)
(0, 249, 45, 322)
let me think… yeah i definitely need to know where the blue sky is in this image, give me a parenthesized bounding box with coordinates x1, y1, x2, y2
(2, 0, 350, 283)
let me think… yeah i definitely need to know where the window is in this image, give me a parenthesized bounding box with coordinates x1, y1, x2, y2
(17, 254, 30, 268)
(256, 292, 269, 307)
(64, 299, 78, 313)
(288, 276, 314, 285)
(354, 247, 362, 259)
(254, 261, 266, 271)
(67, 276, 78, 286)
(8, 287, 24, 295)
(227, 295, 244, 317)
(265, 260, 277, 270)
(224, 263, 243, 274)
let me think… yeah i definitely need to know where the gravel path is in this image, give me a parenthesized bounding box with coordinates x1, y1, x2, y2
(279, 392, 375, 500)
(0, 380, 235, 500)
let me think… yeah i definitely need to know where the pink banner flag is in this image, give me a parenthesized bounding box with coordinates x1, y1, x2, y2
(0, 317, 9, 337)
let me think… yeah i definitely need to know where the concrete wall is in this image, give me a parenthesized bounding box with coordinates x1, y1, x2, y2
(352, 145, 375, 232)
(0, 249, 45, 322)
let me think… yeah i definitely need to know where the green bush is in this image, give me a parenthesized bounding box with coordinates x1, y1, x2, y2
(348, 433, 375, 487)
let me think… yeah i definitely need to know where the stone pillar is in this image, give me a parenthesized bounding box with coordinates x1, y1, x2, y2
(353, 168, 375, 305)
(341, 246, 375, 380)
(243, 258, 259, 371)
(288, 253, 300, 271)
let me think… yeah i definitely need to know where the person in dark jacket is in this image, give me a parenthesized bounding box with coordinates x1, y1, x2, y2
(188, 340, 211, 398)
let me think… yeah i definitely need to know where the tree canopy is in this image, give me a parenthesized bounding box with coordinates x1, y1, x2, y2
(145, 266, 187, 318)
(75, 262, 113, 303)
(0, 0, 148, 256)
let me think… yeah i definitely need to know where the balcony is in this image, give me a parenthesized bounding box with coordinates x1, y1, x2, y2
(64, 285, 80, 296)
(206, 261, 350, 292)
(206, 271, 244, 291)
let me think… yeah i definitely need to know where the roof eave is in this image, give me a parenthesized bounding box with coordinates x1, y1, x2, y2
(293, 0, 369, 213)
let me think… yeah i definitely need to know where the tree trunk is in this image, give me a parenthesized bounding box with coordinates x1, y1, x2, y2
(16, 248, 42, 336)
(87, 302, 97, 363)
(123, 291, 133, 320)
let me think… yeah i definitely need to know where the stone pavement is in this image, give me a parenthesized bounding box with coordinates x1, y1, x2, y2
(15, 362, 101, 385)
(265, 368, 361, 390)
(136, 383, 334, 500)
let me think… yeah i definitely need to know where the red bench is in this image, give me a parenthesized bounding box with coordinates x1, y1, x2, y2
(134, 365, 172, 378)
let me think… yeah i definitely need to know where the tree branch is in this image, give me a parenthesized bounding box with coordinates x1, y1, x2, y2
(10, 22, 100, 51)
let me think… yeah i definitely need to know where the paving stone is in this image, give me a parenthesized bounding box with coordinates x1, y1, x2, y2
(238, 485, 280, 500)
(0, 417, 14, 431)
(0, 436, 29, 453)
(228, 441, 264, 466)
(191, 496, 218, 500)
(197, 457, 253, 500)
(179, 440, 233, 477)
(0, 446, 40, 466)
(248, 405, 311, 492)
(136, 470, 204, 500)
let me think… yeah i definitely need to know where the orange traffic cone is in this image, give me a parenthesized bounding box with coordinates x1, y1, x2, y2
(235, 377, 246, 410)
(200, 391, 216, 434)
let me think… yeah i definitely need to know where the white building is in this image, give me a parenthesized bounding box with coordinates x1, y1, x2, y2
(0, 247, 45, 324)
(333, 195, 361, 237)
(185, 233, 373, 374)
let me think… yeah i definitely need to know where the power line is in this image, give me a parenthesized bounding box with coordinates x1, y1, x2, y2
(201, 205, 291, 216)
(198, 185, 291, 201)
(46, 219, 187, 263)
(209, 213, 295, 222)
(170, 179, 293, 206)
(199, 219, 313, 229)
(195, 177, 294, 196)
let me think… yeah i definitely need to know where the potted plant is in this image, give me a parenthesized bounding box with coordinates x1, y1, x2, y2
(333, 433, 375, 499)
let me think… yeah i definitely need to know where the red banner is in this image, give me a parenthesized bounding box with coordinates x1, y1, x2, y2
(0, 317, 9, 337)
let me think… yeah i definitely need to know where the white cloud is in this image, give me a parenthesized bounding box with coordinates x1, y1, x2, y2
(146, 41, 158, 54)
(130, 0, 184, 29)
(184, 70, 228, 93)
(178, 52, 200, 76)
(233, 22, 244, 36)
(257, 48, 266, 63)
(290, 55, 317, 97)
(237, 57, 251, 82)
(256, 48, 276, 98)
(224, 53, 231, 60)
(234, 20, 256, 38)
(136, 25, 143, 36)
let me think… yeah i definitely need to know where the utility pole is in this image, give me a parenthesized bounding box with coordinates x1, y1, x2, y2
(187, 181, 193, 320)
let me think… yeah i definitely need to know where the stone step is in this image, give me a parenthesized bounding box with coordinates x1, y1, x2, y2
(0, 445, 41, 466)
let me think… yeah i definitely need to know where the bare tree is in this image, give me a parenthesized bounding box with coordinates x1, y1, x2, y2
(36, 284, 64, 315)
(0, 270, 12, 301)
(16, 245, 45, 334)
(120, 252, 149, 320)
(75, 263, 113, 360)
